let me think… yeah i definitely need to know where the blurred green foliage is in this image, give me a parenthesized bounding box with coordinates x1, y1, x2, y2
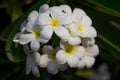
(0, 0, 120, 80)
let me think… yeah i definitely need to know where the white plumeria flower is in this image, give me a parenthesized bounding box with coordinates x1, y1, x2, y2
(37, 6, 72, 41)
(26, 52, 40, 77)
(78, 44, 99, 68)
(56, 42, 85, 67)
(14, 10, 52, 51)
(13, 11, 39, 43)
(40, 45, 68, 74)
(69, 8, 97, 38)
(23, 45, 41, 77)
(13, 4, 99, 76)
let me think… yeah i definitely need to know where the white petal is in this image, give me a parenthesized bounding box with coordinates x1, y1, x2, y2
(27, 11, 38, 21)
(81, 15, 92, 27)
(32, 66, 40, 77)
(69, 24, 79, 36)
(41, 26, 53, 40)
(84, 26, 97, 38)
(26, 64, 31, 75)
(87, 44, 99, 56)
(39, 54, 50, 67)
(42, 45, 54, 54)
(55, 26, 70, 41)
(47, 61, 58, 74)
(59, 63, 68, 71)
(67, 56, 79, 67)
(19, 34, 35, 45)
(78, 59, 85, 69)
(38, 37, 49, 43)
(48, 7, 62, 18)
(73, 8, 86, 16)
(26, 55, 34, 74)
(56, 50, 67, 64)
(33, 52, 41, 64)
(30, 40, 40, 51)
(84, 56, 95, 68)
(72, 8, 86, 24)
(26, 60, 32, 74)
(25, 21, 34, 32)
(68, 36, 81, 45)
(13, 33, 20, 43)
(37, 13, 51, 25)
(26, 55, 31, 65)
(20, 20, 27, 32)
(26, 54, 34, 66)
(60, 5, 72, 13)
(33, 24, 41, 32)
(60, 14, 72, 25)
(75, 46, 85, 59)
(39, 4, 49, 13)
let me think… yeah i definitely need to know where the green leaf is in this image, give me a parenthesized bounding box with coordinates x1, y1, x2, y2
(75, 69, 94, 78)
(84, 0, 120, 17)
(5, 0, 49, 62)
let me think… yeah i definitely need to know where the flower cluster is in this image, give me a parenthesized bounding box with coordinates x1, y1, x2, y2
(13, 4, 99, 77)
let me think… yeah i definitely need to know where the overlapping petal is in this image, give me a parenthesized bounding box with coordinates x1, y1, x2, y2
(55, 26, 70, 41)
(83, 56, 95, 68)
(37, 12, 51, 25)
(30, 40, 40, 51)
(68, 37, 81, 45)
(32, 66, 40, 77)
(39, 4, 49, 13)
(60, 5, 72, 13)
(67, 56, 79, 67)
(41, 26, 53, 40)
(19, 34, 35, 45)
(86, 45, 99, 56)
(39, 54, 50, 67)
(27, 11, 39, 22)
(56, 50, 67, 64)
(48, 6, 63, 18)
(81, 15, 92, 27)
(47, 61, 58, 74)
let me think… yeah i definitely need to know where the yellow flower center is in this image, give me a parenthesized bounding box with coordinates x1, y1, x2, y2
(77, 25, 84, 32)
(65, 44, 75, 56)
(34, 31, 40, 39)
(50, 19, 59, 28)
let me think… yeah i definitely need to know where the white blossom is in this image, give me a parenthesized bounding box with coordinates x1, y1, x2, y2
(78, 44, 99, 68)
(40, 45, 68, 74)
(56, 42, 85, 67)
(13, 11, 51, 51)
(37, 6, 72, 41)
(13, 4, 99, 76)
(23, 45, 40, 77)
(69, 8, 97, 38)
